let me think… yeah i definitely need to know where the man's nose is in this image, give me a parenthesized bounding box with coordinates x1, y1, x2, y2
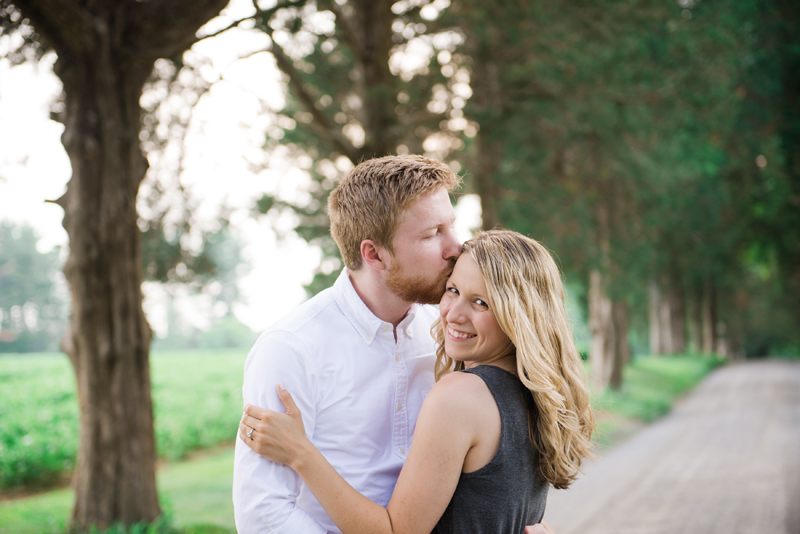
(442, 229, 461, 260)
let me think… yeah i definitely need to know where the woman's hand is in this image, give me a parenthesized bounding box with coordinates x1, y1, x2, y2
(239, 385, 311, 468)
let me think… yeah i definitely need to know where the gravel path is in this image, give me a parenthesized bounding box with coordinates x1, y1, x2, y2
(544, 360, 800, 534)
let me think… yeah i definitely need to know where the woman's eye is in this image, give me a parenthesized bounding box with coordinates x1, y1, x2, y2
(447, 287, 459, 295)
(475, 299, 488, 308)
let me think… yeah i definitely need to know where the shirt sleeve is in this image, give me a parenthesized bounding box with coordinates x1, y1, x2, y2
(233, 330, 327, 534)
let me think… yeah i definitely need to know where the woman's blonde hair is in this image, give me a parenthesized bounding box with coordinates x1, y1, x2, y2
(433, 229, 595, 489)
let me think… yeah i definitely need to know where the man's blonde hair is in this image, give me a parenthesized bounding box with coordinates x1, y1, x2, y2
(328, 155, 462, 270)
(433, 230, 596, 489)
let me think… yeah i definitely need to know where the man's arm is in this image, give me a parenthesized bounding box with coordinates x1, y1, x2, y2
(232, 331, 327, 534)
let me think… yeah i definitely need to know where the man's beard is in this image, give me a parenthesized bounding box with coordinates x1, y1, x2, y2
(385, 259, 455, 305)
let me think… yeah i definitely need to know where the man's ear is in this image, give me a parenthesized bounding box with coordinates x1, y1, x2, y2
(360, 239, 389, 272)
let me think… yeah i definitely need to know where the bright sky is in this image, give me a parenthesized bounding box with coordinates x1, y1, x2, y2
(0, 1, 481, 336)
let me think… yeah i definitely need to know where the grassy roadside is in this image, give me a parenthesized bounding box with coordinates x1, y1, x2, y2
(0, 354, 724, 534)
(590, 355, 726, 449)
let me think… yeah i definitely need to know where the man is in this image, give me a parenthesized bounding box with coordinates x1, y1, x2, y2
(233, 155, 461, 533)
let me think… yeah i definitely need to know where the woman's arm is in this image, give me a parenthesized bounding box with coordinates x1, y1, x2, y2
(240, 373, 489, 534)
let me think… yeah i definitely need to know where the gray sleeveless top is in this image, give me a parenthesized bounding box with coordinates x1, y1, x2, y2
(432, 365, 548, 533)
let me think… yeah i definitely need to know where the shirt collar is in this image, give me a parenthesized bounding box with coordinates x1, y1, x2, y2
(334, 269, 418, 345)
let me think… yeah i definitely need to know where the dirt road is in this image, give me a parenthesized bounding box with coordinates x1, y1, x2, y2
(544, 360, 800, 534)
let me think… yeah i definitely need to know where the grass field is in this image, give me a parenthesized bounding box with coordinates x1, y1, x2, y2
(0, 447, 236, 534)
(0, 350, 247, 490)
(0, 351, 724, 533)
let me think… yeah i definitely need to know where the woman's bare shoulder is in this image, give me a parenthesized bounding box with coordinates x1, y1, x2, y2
(425, 370, 493, 413)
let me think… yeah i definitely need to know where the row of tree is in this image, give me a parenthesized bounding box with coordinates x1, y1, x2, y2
(239, 0, 799, 391)
(2, 0, 798, 530)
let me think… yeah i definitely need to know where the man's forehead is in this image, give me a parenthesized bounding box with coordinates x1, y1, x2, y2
(400, 196, 455, 230)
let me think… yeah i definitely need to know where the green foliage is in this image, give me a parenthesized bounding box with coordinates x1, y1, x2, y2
(444, 0, 799, 355)
(592, 355, 725, 423)
(0, 222, 68, 353)
(0, 350, 246, 490)
(250, 0, 466, 296)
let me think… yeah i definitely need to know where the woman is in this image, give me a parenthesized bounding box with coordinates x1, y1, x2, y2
(239, 230, 595, 533)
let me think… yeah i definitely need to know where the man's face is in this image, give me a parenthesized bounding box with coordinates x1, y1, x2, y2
(384, 188, 461, 304)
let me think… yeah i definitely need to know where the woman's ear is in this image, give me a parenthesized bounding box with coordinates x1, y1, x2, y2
(360, 239, 389, 272)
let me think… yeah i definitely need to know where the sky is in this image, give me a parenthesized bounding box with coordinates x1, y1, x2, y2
(0, 2, 481, 336)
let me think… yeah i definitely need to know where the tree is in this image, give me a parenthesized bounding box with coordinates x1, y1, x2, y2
(1, 0, 226, 529)
(0, 221, 67, 352)
(247, 0, 465, 294)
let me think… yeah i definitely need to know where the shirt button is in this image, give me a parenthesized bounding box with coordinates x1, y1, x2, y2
(400, 448, 406, 454)
(365, 334, 371, 341)
(397, 403, 402, 411)
(395, 355, 399, 362)
(406, 328, 413, 337)
(382, 324, 389, 331)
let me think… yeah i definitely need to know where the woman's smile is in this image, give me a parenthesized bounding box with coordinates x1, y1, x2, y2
(446, 325, 476, 340)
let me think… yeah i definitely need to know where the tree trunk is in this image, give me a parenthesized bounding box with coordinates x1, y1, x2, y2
(668, 284, 685, 353)
(589, 270, 615, 391)
(466, 32, 504, 230)
(57, 45, 160, 534)
(716, 321, 729, 358)
(473, 131, 502, 230)
(351, 0, 397, 159)
(649, 281, 662, 355)
(701, 279, 716, 354)
(658, 288, 674, 354)
(609, 300, 629, 390)
(687, 292, 702, 354)
(15, 1, 227, 530)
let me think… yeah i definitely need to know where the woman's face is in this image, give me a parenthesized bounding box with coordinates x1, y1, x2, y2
(439, 253, 509, 367)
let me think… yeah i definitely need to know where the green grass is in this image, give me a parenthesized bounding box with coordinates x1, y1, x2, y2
(589, 354, 725, 447)
(0, 447, 236, 534)
(0, 350, 247, 490)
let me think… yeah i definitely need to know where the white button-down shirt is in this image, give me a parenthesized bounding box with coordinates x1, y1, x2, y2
(233, 270, 438, 534)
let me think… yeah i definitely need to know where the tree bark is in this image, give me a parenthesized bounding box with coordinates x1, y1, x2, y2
(350, 0, 397, 159)
(658, 287, 674, 354)
(463, 25, 504, 230)
(701, 278, 716, 354)
(469, 76, 503, 229)
(609, 301, 629, 390)
(649, 281, 662, 355)
(589, 269, 615, 391)
(14, 1, 226, 530)
(668, 283, 685, 354)
(688, 292, 702, 354)
(473, 129, 503, 230)
(59, 53, 161, 530)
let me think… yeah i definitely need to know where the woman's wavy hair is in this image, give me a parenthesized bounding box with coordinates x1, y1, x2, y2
(432, 229, 595, 489)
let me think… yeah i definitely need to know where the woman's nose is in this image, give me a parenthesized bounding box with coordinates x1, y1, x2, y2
(445, 299, 468, 324)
